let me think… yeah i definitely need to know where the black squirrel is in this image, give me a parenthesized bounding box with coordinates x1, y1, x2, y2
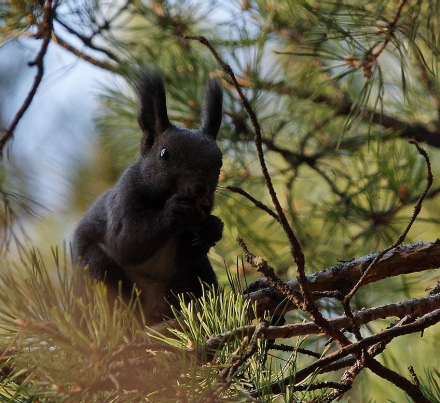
(72, 68, 223, 324)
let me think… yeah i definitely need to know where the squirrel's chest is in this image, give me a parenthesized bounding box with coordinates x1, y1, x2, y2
(124, 236, 179, 284)
(123, 236, 180, 320)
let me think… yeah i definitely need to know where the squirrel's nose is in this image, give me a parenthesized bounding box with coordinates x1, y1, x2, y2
(192, 181, 208, 198)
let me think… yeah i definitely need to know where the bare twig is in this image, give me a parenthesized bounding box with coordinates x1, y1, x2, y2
(293, 381, 349, 393)
(325, 359, 364, 400)
(269, 344, 321, 359)
(409, 366, 420, 386)
(0, 0, 54, 157)
(322, 342, 386, 376)
(342, 299, 364, 341)
(226, 186, 280, 222)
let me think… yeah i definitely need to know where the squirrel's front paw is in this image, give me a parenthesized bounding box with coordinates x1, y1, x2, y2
(192, 215, 224, 248)
(166, 194, 202, 223)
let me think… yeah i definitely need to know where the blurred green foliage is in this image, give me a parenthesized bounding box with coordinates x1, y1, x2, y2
(1, 0, 440, 401)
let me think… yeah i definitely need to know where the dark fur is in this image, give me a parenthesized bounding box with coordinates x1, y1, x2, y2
(72, 68, 223, 324)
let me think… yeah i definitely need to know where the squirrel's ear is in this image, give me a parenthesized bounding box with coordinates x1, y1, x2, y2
(134, 68, 170, 154)
(201, 79, 223, 139)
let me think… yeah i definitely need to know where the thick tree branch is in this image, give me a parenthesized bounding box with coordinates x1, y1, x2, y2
(246, 240, 440, 315)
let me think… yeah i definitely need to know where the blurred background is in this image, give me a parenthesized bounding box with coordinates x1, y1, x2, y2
(1, 1, 440, 401)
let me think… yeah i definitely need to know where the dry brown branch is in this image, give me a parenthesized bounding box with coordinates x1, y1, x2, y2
(409, 365, 421, 386)
(269, 344, 321, 358)
(325, 360, 364, 400)
(0, 0, 54, 157)
(293, 381, 349, 393)
(252, 308, 440, 398)
(237, 236, 302, 306)
(322, 342, 386, 376)
(247, 239, 440, 315)
(237, 236, 350, 346)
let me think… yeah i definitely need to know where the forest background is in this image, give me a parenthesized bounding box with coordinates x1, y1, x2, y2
(1, 0, 440, 402)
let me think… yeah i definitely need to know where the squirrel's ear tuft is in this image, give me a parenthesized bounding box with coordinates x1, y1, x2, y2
(201, 79, 223, 139)
(134, 67, 170, 153)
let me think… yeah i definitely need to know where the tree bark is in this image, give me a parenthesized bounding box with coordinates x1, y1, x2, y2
(246, 240, 440, 315)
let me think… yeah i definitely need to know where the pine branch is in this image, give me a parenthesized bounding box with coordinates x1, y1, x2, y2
(344, 141, 432, 304)
(257, 79, 440, 149)
(361, 0, 408, 78)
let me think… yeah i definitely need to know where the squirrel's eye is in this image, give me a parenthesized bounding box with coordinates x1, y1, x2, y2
(160, 148, 170, 160)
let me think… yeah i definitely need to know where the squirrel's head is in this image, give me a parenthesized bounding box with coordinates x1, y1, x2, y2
(134, 68, 223, 214)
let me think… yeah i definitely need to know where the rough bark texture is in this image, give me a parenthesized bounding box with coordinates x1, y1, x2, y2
(246, 240, 440, 315)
